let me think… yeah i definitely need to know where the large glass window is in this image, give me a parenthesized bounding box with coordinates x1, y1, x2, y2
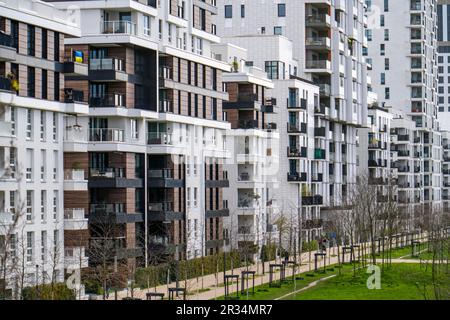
(225, 5, 232, 18)
(278, 4, 286, 17)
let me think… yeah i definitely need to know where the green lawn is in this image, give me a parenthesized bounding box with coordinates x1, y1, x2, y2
(214, 262, 449, 300)
(215, 264, 355, 300)
(286, 263, 449, 300)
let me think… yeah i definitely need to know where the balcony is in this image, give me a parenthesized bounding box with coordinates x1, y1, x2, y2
(63, 55, 88, 77)
(89, 203, 144, 224)
(0, 33, 17, 62)
(287, 172, 307, 182)
(223, 93, 261, 110)
(317, 83, 331, 96)
(305, 14, 331, 28)
(314, 127, 326, 137)
(0, 76, 13, 92)
(148, 202, 184, 222)
(305, 37, 331, 50)
(89, 128, 124, 142)
(147, 132, 172, 145)
(64, 89, 84, 103)
(148, 169, 184, 188)
(312, 173, 323, 182)
(89, 58, 127, 82)
(64, 169, 88, 191)
(101, 20, 136, 35)
(89, 167, 143, 188)
(287, 98, 307, 110)
(302, 195, 323, 206)
(305, 60, 331, 73)
(159, 99, 173, 113)
(287, 122, 307, 133)
(397, 150, 410, 157)
(64, 208, 88, 230)
(206, 175, 229, 188)
(287, 146, 307, 158)
(64, 247, 88, 269)
(90, 94, 125, 108)
(206, 204, 230, 218)
(238, 119, 259, 129)
(314, 148, 326, 160)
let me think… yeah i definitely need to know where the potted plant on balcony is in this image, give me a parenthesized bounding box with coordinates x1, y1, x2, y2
(231, 61, 239, 72)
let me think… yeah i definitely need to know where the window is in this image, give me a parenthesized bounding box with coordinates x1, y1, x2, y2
(26, 232, 34, 263)
(54, 72, 60, 101)
(241, 4, 245, 18)
(53, 191, 58, 220)
(40, 149, 46, 181)
(225, 5, 232, 18)
(27, 25, 35, 56)
(194, 188, 198, 207)
(380, 73, 385, 85)
(261, 27, 265, 34)
(385, 58, 389, 70)
(40, 111, 45, 141)
(384, 29, 389, 41)
(159, 19, 163, 40)
(26, 109, 32, 139)
(53, 151, 58, 181)
(41, 231, 46, 263)
(380, 15, 385, 27)
(42, 70, 47, 100)
(143, 15, 151, 36)
(52, 112, 57, 141)
(9, 191, 16, 219)
(41, 29, 47, 59)
(278, 4, 286, 17)
(26, 191, 33, 222)
(131, 119, 138, 139)
(10, 107, 15, 137)
(27, 67, 35, 97)
(380, 44, 385, 56)
(265, 61, 280, 79)
(40, 190, 46, 222)
(385, 87, 390, 99)
(274, 26, 283, 35)
(366, 29, 372, 41)
(384, 0, 389, 11)
(54, 32, 60, 61)
(187, 187, 191, 207)
(26, 149, 33, 181)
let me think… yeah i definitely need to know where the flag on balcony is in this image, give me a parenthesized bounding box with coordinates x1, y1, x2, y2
(74, 50, 83, 63)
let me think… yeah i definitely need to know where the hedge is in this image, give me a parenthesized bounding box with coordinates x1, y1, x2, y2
(135, 250, 246, 289)
(22, 283, 76, 300)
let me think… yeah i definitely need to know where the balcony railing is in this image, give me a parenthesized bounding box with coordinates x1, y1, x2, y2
(90, 58, 125, 71)
(287, 146, 307, 158)
(64, 169, 85, 181)
(90, 94, 125, 108)
(147, 132, 172, 145)
(305, 14, 329, 25)
(306, 60, 330, 69)
(90, 203, 125, 214)
(0, 76, 12, 91)
(159, 99, 173, 113)
(64, 208, 86, 220)
(89, 128, 125, 142)
(305, 37, 330, 47)
(0, 33, 13, 47)
(287, 172, 307, 182)
(101, 20, 136, 35)
(64, 88, 84, 103)
(148, 202, 173, 212)
(148, 168, 176, 179)
(90, 167, 125, 178)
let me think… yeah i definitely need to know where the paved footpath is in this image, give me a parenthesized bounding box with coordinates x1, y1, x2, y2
(109, 246, 354, 300)
(108, 235, 429, 300)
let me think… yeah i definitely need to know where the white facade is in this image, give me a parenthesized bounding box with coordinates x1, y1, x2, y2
(366, 0, 443, 224)
(0, 0, 88, 295)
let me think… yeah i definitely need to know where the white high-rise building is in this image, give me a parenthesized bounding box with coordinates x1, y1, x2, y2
(0, 0, 88, 297)
(366, 0, 443, 229)
(214, 1, 369, 242)
(212, 43, 280, 255)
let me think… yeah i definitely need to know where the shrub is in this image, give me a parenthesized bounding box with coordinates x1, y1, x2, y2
(22, 283, 76, 300)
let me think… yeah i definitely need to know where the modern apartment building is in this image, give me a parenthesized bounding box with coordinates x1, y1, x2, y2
(46, 0, 231, 271)
(216, 0, 369, 210)
(437, 1, 450, 117)
(212, 42, 279, 255)
(216, 34, 326, 243)
(0, 0, 89, 297)
(366, 0, 443, 229)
